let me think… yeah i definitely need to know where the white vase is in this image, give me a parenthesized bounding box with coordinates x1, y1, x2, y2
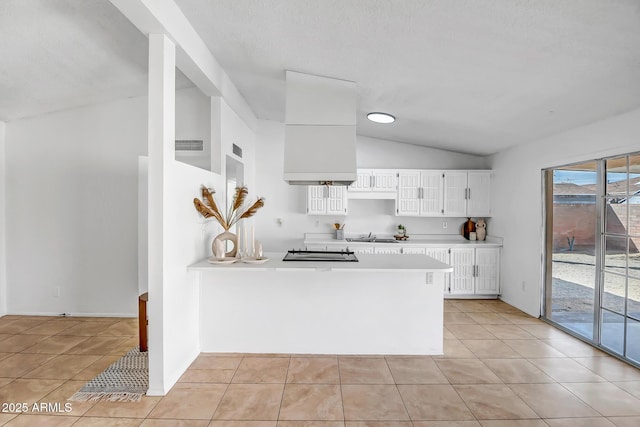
(212, 230, 237, 257)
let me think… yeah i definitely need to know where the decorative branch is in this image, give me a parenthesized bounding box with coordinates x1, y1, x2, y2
(193, 185, 264, 230)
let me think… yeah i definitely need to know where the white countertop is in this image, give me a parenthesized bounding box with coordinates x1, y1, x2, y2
(188, 252, 453, 273)
(303, 234, 502, 248)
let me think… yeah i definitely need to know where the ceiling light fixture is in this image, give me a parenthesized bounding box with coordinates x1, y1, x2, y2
(367, 112, 395, 124)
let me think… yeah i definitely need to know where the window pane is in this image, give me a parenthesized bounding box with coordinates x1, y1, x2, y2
(606, 157, 628, 197)
(602, 272, 626, 314)
(627, 317, 640, 364)
(601, 310, 625, 355)
(604, 236, 627, 275)
(628, 277, 640, 321)
(605, 198, 627, 235)
(629, 154, 640, 177)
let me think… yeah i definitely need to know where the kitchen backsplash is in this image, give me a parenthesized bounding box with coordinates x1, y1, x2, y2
(322, 199, 491, 236)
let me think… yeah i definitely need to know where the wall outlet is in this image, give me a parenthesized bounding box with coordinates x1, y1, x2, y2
(442, 221, 448, 229)
(521, 281, 526, 291)
(54, 286, 60, 298)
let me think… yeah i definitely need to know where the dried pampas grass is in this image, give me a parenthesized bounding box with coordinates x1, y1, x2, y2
(194, 185, 264, 230)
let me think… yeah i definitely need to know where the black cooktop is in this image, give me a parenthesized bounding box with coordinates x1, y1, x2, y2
(282, 249, 359, 262)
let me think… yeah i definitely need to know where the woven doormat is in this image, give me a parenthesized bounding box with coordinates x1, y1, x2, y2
(69, 348, 148, 402)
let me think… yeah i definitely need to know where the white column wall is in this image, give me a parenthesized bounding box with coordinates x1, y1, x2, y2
(489, 107, 640, 316)
(0, 121, 6, 317)
(147, 33, 176, 395)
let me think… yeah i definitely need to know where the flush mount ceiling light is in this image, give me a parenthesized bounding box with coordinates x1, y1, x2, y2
(367, 112, 395, 124)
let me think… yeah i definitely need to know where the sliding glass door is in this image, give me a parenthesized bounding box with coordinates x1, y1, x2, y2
(601, 154, 640, 361)
(544, 161, 598, 340)
(544, 153, 640, 366)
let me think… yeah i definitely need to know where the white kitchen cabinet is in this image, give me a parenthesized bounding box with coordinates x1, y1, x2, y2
(467, 171, 492, 217)
(449, 247, 500, 295)
(307, 185, 348, 215)
(396, 171, 444, 216)
(443, 171, 492, 217)
(374, 246, 402, 254)
(352, 246, 374, 254)
(349, 169, 397, 198)
(402, 247, 426, 254)
(449, 248, 475, 294)
(396, 171, 421, 216)
(443, 172, 468, 217)
(475, 247, 500, 294)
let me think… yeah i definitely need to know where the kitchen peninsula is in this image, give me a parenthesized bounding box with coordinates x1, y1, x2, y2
(188, 252, 452, 355)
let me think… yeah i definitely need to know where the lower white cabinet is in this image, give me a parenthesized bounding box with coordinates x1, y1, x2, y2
(449, 247, 500, 295)
(375, 246, 402, 254)
(352, 246, 374, 254)
(402, 247, 426, 255)
(301, 240, 500, 297)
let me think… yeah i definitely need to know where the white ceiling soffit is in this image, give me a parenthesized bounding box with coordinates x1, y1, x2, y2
(175, 0, 640, 156)
(0, 0, 192, 122)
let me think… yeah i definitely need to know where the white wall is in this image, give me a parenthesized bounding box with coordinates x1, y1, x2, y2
(489, 107, 640, 317)
(5, 96, 147, 316)
(0, 121, 6, 316)
(254, 121, 488, 251)
(160, 160, 223, 393)
(175, 87, 212, 171)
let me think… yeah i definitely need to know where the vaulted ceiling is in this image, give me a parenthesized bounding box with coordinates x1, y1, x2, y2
(2, 0, 640, 155)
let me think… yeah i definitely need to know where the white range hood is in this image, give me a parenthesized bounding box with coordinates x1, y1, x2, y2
(283, 71, 357, 186)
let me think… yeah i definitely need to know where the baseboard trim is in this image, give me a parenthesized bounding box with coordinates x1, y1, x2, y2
(4, 311, 137, 318)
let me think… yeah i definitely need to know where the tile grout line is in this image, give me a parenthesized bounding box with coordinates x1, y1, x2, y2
(275, 355, 292, 422)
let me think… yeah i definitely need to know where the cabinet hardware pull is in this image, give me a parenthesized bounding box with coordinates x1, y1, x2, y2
(468, 188, 471, 199)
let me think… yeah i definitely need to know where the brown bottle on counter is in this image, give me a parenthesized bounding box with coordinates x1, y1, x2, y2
(463, 218, 476, 239)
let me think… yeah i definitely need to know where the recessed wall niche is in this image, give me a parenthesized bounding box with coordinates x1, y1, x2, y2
(174, 68, 221, 173)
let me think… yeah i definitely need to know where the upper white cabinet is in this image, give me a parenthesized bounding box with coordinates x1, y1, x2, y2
(467, 171, 492, 217)
(444, 171, 492, 217)
(309, 168, 491, 217)
(396, 170, 444, 216)
(307, 185, 348, 215)
(349, 169, 397, 196)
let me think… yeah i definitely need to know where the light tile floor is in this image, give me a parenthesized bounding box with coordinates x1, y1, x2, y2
(2, 300, 640, 426)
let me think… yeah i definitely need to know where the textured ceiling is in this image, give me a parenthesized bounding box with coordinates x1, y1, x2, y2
(0, 0, 191, 122)
(1, 1, 640, 155)
(174, 0, 640, 155)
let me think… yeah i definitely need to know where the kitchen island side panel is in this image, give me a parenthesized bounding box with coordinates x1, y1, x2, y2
(199, 270, 443, 355)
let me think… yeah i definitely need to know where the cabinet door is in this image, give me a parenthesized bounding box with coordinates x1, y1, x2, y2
(420, 171, 444, 216)
(326, 186, 348, 215)
(371, 170, 397, 193)
(307, 186, 327, 215)
(349, 170, 372, 192)
(467, 171, 492, 217)
(396, 171, 421, 216)
(374, 246, 402, 254)
(402, 247, 426, 254)
(449, 248, 475, 294)
(443, 172, 468, 217)
(352, 246, 374, 254)
(475, 247, 500, 295)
